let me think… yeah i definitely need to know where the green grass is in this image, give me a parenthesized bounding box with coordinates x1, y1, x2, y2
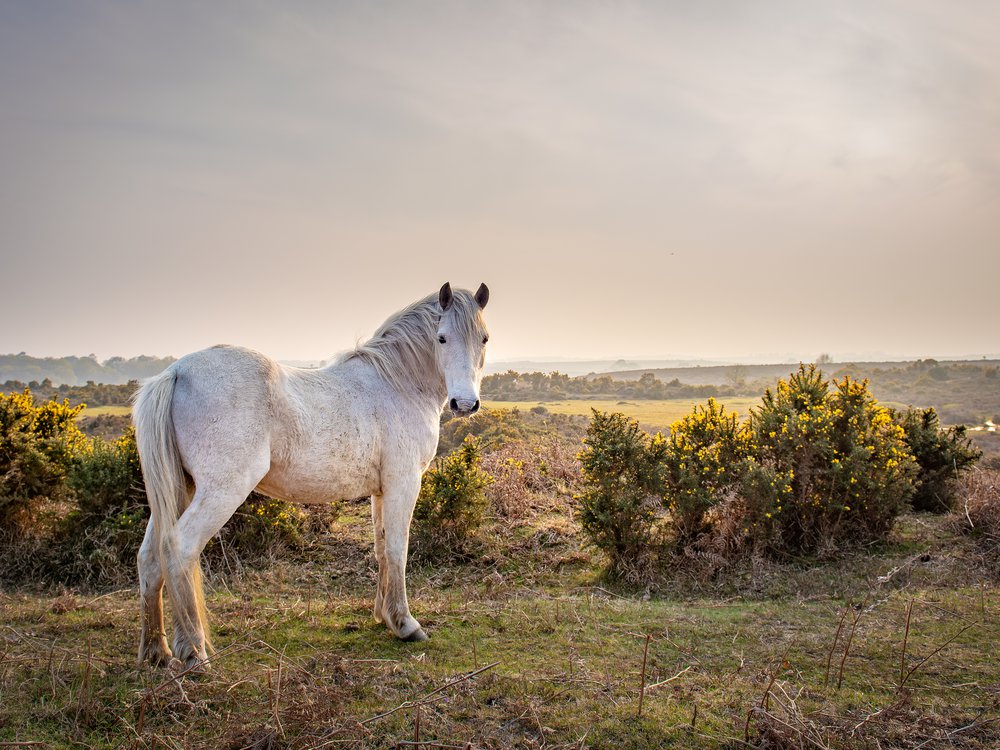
(484, 397, 760, 432)
(77, 405, 132, 418)
(1, 512, 997, 748)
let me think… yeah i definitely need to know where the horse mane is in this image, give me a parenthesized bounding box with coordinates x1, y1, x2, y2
(335, 289, 485, 394)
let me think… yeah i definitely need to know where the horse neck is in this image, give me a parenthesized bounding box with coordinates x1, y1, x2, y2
(336, 343, 448, 414)
(401, 353, 448, 412)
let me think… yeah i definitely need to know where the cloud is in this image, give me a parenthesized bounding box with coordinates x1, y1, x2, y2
(0, 1, 997, 360)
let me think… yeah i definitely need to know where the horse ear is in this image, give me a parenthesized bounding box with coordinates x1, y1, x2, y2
(438, 282, 453, 311)
(474, 283, 490, 310)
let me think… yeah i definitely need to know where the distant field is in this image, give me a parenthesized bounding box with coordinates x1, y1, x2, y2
(77, 405, 132, 418)
(484, 397, 760, 431)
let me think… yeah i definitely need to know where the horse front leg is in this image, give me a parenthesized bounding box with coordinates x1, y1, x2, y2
(371, 493, 387, 623)
(378, 475, 427, 642)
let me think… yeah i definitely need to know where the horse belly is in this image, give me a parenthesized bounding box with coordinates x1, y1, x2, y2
(257, 440, 378, 505)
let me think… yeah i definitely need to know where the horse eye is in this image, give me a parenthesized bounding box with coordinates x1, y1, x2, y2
(483, 336, 489, 344)
(438, 335, 446, 344)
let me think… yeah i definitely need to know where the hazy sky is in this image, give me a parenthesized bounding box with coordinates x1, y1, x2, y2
(1, 1, 997, 363)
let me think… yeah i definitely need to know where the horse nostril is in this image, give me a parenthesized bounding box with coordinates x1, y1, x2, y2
(450, 398, 458, 411)
(472, 400, 480, 413)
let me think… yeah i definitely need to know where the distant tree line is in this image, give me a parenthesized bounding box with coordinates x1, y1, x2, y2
(0, 353, 174, 386)
(1, 379, 138, 407)
(481, 370, 745, 400)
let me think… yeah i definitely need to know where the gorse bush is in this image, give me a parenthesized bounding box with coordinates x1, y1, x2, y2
(896, 407, 982, 512)
(577, 410, 666, 571)
(0, 389, 84, 532)
(59, 428, 148, 583)
(578, 366, 945, 566)
(414, 437, 491, 543)
(662, 398, 750, 543)
(0, 388, 335, 585)
(68, 426, 145, 518)
(745, 366, 917, 555)
(217, 493, 312, 562)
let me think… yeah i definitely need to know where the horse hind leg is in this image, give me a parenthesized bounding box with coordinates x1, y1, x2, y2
(163, 472, 265, 670)
(137, 517, 172, 667)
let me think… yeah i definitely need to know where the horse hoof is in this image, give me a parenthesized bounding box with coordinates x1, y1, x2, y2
(142, 648, 173, 668)
(402, 627, 429, 643)
(169, 655, 211, 675)
(139, 638, 173, 668)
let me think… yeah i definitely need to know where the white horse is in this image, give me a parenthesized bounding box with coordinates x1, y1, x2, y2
(133, 282, 490, 669)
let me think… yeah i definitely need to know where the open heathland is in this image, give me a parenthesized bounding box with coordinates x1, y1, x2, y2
(487, 397, 782, 433)
(2, 489, 999, 749)
(2, 365, 997, 748)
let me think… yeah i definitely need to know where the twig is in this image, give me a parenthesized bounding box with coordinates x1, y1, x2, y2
(637, 633, 651, 718)
(912, 714, 999, 749)
(86, 587, 131, 606)
(899, 622, 979, 690)
(5, 626, 118, 667)
(74, 636, 93, 729)
(823, 604, 850, 687)
(269, 647, 286, 738)
(644, 665, 693, 692)
(127, 638, 250, 712)
(583, 586, 629, 600)
(360, 661, 500, 726)
(470, 619, 478, 670)
(752, 707, 833, 750)
(746, 670, 779, 742)
(837, 607, 864, 690)
(899, 599, 913, 687)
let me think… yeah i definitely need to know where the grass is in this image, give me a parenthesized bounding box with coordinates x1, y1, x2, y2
(1, 509, 998, 749)
(484, 397, 761, 432)
(77, 405, 132, 418)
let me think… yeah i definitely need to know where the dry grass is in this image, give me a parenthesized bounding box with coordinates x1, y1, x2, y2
(480, 440, 580, 520)
(951, 468, 1000, 576)
(2, 485, 999, 748)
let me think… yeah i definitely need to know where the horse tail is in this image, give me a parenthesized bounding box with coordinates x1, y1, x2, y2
(133, 368, 187, 556)
(133, 368, 213, 659)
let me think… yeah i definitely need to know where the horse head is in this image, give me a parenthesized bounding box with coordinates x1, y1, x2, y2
(436, 282, 490, 417)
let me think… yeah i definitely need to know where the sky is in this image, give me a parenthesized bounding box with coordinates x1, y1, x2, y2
(1, 1, 998, 364)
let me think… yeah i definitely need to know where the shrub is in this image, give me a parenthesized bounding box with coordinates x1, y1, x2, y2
(414, 437, 491, 543)
(896, 407, 981, 512)
(438, 408, 531, 455)
(437, 407, 586, 456)
(577, 410, 666, 572)
(745, 365, 917, 556)
(68, 427, 145, 517)
(661, 398, 750, 543)
(216, 493, 313, 563)
(65, 428, 319, 580)
(0, 389, 84, 532)
(59, 427, 148, 584)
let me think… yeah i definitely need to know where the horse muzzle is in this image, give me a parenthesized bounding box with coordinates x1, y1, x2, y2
(449, 397, 480, 417)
